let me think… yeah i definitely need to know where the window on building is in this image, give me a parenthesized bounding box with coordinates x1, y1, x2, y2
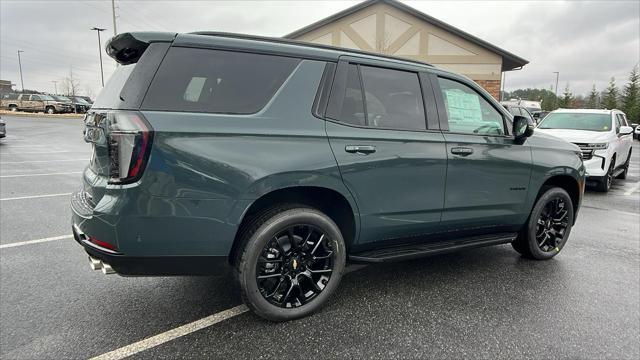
(438, 77, 505, 135)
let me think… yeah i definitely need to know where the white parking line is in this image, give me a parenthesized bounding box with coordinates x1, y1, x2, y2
(624, 182, 640, 196)
(0, 193, 72, 201)
(0, 235, 73, 249)
(0, 171, 83, 178)
(90, 305, 249, 360)
(0, 150, 71, 155)
(0, 159, 89, 164)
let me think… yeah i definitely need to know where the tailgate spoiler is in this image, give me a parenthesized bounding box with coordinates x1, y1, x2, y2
(106, 32, 177, 65)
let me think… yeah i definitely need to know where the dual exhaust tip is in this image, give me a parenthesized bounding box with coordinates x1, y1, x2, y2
(88, 256, 116, 275)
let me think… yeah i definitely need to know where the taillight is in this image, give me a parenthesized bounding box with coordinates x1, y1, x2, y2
(107, 111, 153, 184)
(89, 236, 118, 251)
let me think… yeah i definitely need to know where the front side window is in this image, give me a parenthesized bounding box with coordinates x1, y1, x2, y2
(31, 95, 41, 101)
(438, 77, 505, 135)
(538, 113, 612, 132)
(143, 47, 300, 114)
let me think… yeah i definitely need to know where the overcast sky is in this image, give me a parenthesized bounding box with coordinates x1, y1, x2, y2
(1, 0, 638, 98)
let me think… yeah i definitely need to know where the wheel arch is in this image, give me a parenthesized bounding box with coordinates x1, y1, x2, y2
(537, 175, 581, 224)
(229, 185, 359, 266)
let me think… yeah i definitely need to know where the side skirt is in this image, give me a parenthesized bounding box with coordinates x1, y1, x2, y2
(348, 233, 517, 263)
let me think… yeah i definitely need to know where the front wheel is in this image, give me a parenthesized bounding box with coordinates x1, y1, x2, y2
(616, 150, 631, 179)
(512, 187, 574, 260)
(45, 106, 55, 114)
(595, 159, 615, 192)
(235, 205, 346, 321)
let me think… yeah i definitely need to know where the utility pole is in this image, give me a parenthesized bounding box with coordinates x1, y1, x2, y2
(111, 0, 118, 36)
(17, 50, 25, 91)
(52, 80, 58, 94)
(91, 27, 106, 87)
(553, 71, 560, 109)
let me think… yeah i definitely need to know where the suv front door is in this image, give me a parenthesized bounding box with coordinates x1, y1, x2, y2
(432, 75, 533, 236)
(325, 59, 447, 247)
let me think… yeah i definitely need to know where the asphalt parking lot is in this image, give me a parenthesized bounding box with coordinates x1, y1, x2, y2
(1, 114, 639, 359)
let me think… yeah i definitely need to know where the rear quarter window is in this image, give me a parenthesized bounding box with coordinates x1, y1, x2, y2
(142, 47, 300, 114)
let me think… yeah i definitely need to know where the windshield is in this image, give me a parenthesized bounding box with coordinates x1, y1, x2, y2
(526, 107, 541, 113)
(538, 113, 612, 132)
(75, 97, 90, 104)
(52, 95, 71, 102)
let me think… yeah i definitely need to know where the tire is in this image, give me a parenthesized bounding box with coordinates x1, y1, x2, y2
(235, 204, 346, 321)
(616, 150, 632, 180)
(45, 106, 55, 114)
(9, 105, 18, 112)
(595, 158, 615, 192)
(512, 187, 574, 260)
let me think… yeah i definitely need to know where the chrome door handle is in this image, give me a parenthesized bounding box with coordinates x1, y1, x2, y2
(345, 145, 376, 155)
(450, 147, 474, 156)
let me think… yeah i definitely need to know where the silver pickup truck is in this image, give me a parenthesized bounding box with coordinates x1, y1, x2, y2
(1, 93, 72, 114)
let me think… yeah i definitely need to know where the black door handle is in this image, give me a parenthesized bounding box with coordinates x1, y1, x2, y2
(345, 145, 376, 155)
(451, 147, 474, 156)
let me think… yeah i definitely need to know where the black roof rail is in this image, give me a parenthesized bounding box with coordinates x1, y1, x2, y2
(189, 31, 434, 68)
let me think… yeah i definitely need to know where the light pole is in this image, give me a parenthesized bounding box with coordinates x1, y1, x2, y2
(91, 27, 106, 87)
(17, 50, 25, 91)
(52, 80, 58, 94)
(553, 71, 560, 109)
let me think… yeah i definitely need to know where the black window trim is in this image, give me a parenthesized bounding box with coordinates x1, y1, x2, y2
(431, 73, 514, 138)
(324, 57, 439, 133)
(312, 62, 337, 119)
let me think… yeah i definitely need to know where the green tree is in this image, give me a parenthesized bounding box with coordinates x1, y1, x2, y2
(558, 84, 574, 108)
(621, 65, 640, 123)
(586, 84, 599, 108)
(601, 77, 619, 109)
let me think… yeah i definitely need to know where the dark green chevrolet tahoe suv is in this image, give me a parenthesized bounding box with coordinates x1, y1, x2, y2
(72, 32, 585, 321)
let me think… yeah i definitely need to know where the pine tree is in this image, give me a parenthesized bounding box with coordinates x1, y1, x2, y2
(601, 77, 619, 109)
(558, 84, 574, 108)
(586, 84, 599, 109)
(621, 65, 640, 123)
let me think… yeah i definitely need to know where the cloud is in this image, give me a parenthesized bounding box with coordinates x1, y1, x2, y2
(1, 0, 638, 98)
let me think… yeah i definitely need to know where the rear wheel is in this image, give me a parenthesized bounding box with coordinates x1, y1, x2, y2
(595, 158, 615, 192)
(45, 106, 55, 114)
(512, 187, 574, 260)
(235, 205, 346, 321)
(9, 105, 17, 112)
(616, 150, 631, 179)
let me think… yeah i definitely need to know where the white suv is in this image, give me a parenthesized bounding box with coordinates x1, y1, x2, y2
(536, 109, 634, 192)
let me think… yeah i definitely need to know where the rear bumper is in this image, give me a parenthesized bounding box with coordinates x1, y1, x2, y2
(72, 222, 229, 276)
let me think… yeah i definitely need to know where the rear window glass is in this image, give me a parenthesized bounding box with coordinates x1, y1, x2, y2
(142, 47, 300, 114)
(92, 64, 135, 109)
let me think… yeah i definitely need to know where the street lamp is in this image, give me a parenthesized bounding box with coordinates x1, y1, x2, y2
(17, 50, 25, 91)
(553, 71, 560, 109)
(52, 80, 58, 94)
(91, 27, 106, 87)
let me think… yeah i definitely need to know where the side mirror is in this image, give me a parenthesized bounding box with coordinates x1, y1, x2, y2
(513, 115, 534, 141)
(619, 125, 634, 135)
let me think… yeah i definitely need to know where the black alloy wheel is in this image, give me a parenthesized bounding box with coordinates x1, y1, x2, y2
(511, 187, 574, 260)
(257, 224, 334, 308)
(534, 197, 569, 253)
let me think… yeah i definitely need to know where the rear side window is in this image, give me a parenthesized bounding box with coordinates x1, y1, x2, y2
(143, 47, 300, 114)
(3, 94, 18, 100)
(328, 63, 426, 131)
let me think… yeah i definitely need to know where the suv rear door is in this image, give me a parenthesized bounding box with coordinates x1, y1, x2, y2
(324, 58, 446, 246)
(431, 74, 532, 235)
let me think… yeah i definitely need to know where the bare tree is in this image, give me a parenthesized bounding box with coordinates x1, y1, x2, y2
(61, 67, 80, 97)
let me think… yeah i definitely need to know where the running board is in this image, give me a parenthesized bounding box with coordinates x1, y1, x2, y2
(612, 167, 625, 177)
(348, 233, 517, 263)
